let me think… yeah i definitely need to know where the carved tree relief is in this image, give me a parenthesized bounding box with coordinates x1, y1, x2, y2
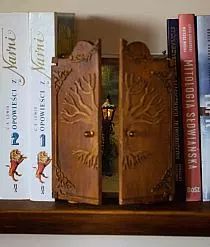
(52, 40, 101, 205)
(119, 39, 174, 205)
(52, 68, 72, 93)
(61, 73, 98, 169)
(122, 72, 163, 170)
(61, 73, 97, 124)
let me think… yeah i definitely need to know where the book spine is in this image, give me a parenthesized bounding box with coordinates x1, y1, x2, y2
(0, 13, 30, 199)
(179, 14, 201, 201)
(54, 12, 75, 57)
(167, 19, 185, 200)
(197, 15, 210, 201)
(29, 12, 75, 201)
(29, 12, 55, 201)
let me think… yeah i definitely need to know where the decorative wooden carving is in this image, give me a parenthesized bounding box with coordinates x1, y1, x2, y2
(119, 39, 175, 204)
(52, 40, 102, 205)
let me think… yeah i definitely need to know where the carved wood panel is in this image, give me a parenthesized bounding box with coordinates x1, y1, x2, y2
(119, 39, 175, 204)
(52, 40, 101, 205)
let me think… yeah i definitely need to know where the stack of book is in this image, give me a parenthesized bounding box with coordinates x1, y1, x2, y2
(0, 12, 75, 201)
(167, 14, 210, 202)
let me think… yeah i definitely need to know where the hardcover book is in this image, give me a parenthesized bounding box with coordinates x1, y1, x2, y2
(29, 12, 75, 201)
(179, 14, 201, 201)
(197, 15, 210, 201)
(167, 18, 185, 201)
(0, 13, 30, 199)
(54, 13, 75, 57)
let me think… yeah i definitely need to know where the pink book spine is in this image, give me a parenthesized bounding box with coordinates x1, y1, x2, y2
(179, 14, 201, 201)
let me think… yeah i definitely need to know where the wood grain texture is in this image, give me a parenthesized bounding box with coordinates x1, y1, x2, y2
(119, 39, 175, 205)
(52, 40, 102, 205)
(0, 200, 210, 235)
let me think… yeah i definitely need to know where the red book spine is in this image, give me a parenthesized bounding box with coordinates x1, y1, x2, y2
(178, 14, 201, 201)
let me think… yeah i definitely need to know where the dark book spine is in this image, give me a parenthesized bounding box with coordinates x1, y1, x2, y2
(167, 19, 185, 200)
(179, 14, 201, 201)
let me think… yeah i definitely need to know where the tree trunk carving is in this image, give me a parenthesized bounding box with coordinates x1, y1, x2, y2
(122, 72, 163, 169)
(61, 72, 98, 169)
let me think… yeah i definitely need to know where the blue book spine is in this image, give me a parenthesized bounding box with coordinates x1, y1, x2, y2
(167, 19, 185, 200)
(197, 15, 210, 201)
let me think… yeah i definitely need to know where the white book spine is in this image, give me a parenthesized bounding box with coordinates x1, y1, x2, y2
(0, 13, 30, 199)
(29, 12, 54, 201)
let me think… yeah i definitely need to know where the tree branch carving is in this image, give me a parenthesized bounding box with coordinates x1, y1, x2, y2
(52, 69, 72, 93)
(125, 72, 163, 127)
(123, 151, 152, 170)
(151, 70, 174, 93)
(72, 148, 98, 169)
(61, 73, 97, 125)
(60, 72, 99, 169)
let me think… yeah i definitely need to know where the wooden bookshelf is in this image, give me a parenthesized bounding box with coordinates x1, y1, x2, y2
(1, 200, 210, 235)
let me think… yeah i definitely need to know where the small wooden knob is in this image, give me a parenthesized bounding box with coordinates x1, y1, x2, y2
(84, 131, 94, 137)
(128, 131, 135, 137)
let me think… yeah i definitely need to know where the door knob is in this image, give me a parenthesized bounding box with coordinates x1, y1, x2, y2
(84, 131, 94, 137)
(127, 131, 135, 137)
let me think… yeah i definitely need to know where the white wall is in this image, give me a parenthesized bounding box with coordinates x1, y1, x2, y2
(1, 0, 210, 54)
(0, 235, 210, 247)
(1, 0, 210, 245)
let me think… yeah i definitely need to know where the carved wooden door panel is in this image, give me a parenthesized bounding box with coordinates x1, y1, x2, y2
(52, 40, 101, 205)
(119, 39, 175, 205)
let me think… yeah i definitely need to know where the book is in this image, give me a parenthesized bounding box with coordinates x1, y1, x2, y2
(167, 18, 185, 200)
(29, 12, 75, 201)
(197, 15, 210, 201)
(0, 13, 30, 199)
(178, 13, 201, 201)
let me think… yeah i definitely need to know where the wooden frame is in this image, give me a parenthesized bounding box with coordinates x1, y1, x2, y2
(1, 200, 210, 235)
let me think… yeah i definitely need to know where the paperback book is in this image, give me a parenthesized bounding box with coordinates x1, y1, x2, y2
(179, 13, 201, 201)
(167, 18, 185, 201)
(29, 12, 75, 201)
(0, 13, 30, 199)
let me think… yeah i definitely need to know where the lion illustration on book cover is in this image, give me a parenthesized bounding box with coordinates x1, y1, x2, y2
(34, 151, 51, 183)
(7, 149, 27, 182)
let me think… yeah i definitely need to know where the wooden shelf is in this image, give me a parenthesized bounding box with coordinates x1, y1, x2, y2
(0, 200, 210, 235)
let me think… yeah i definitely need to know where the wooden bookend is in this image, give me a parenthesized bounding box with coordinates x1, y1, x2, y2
(52, 40, 102, 205)
(119, 39, 175, 205)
